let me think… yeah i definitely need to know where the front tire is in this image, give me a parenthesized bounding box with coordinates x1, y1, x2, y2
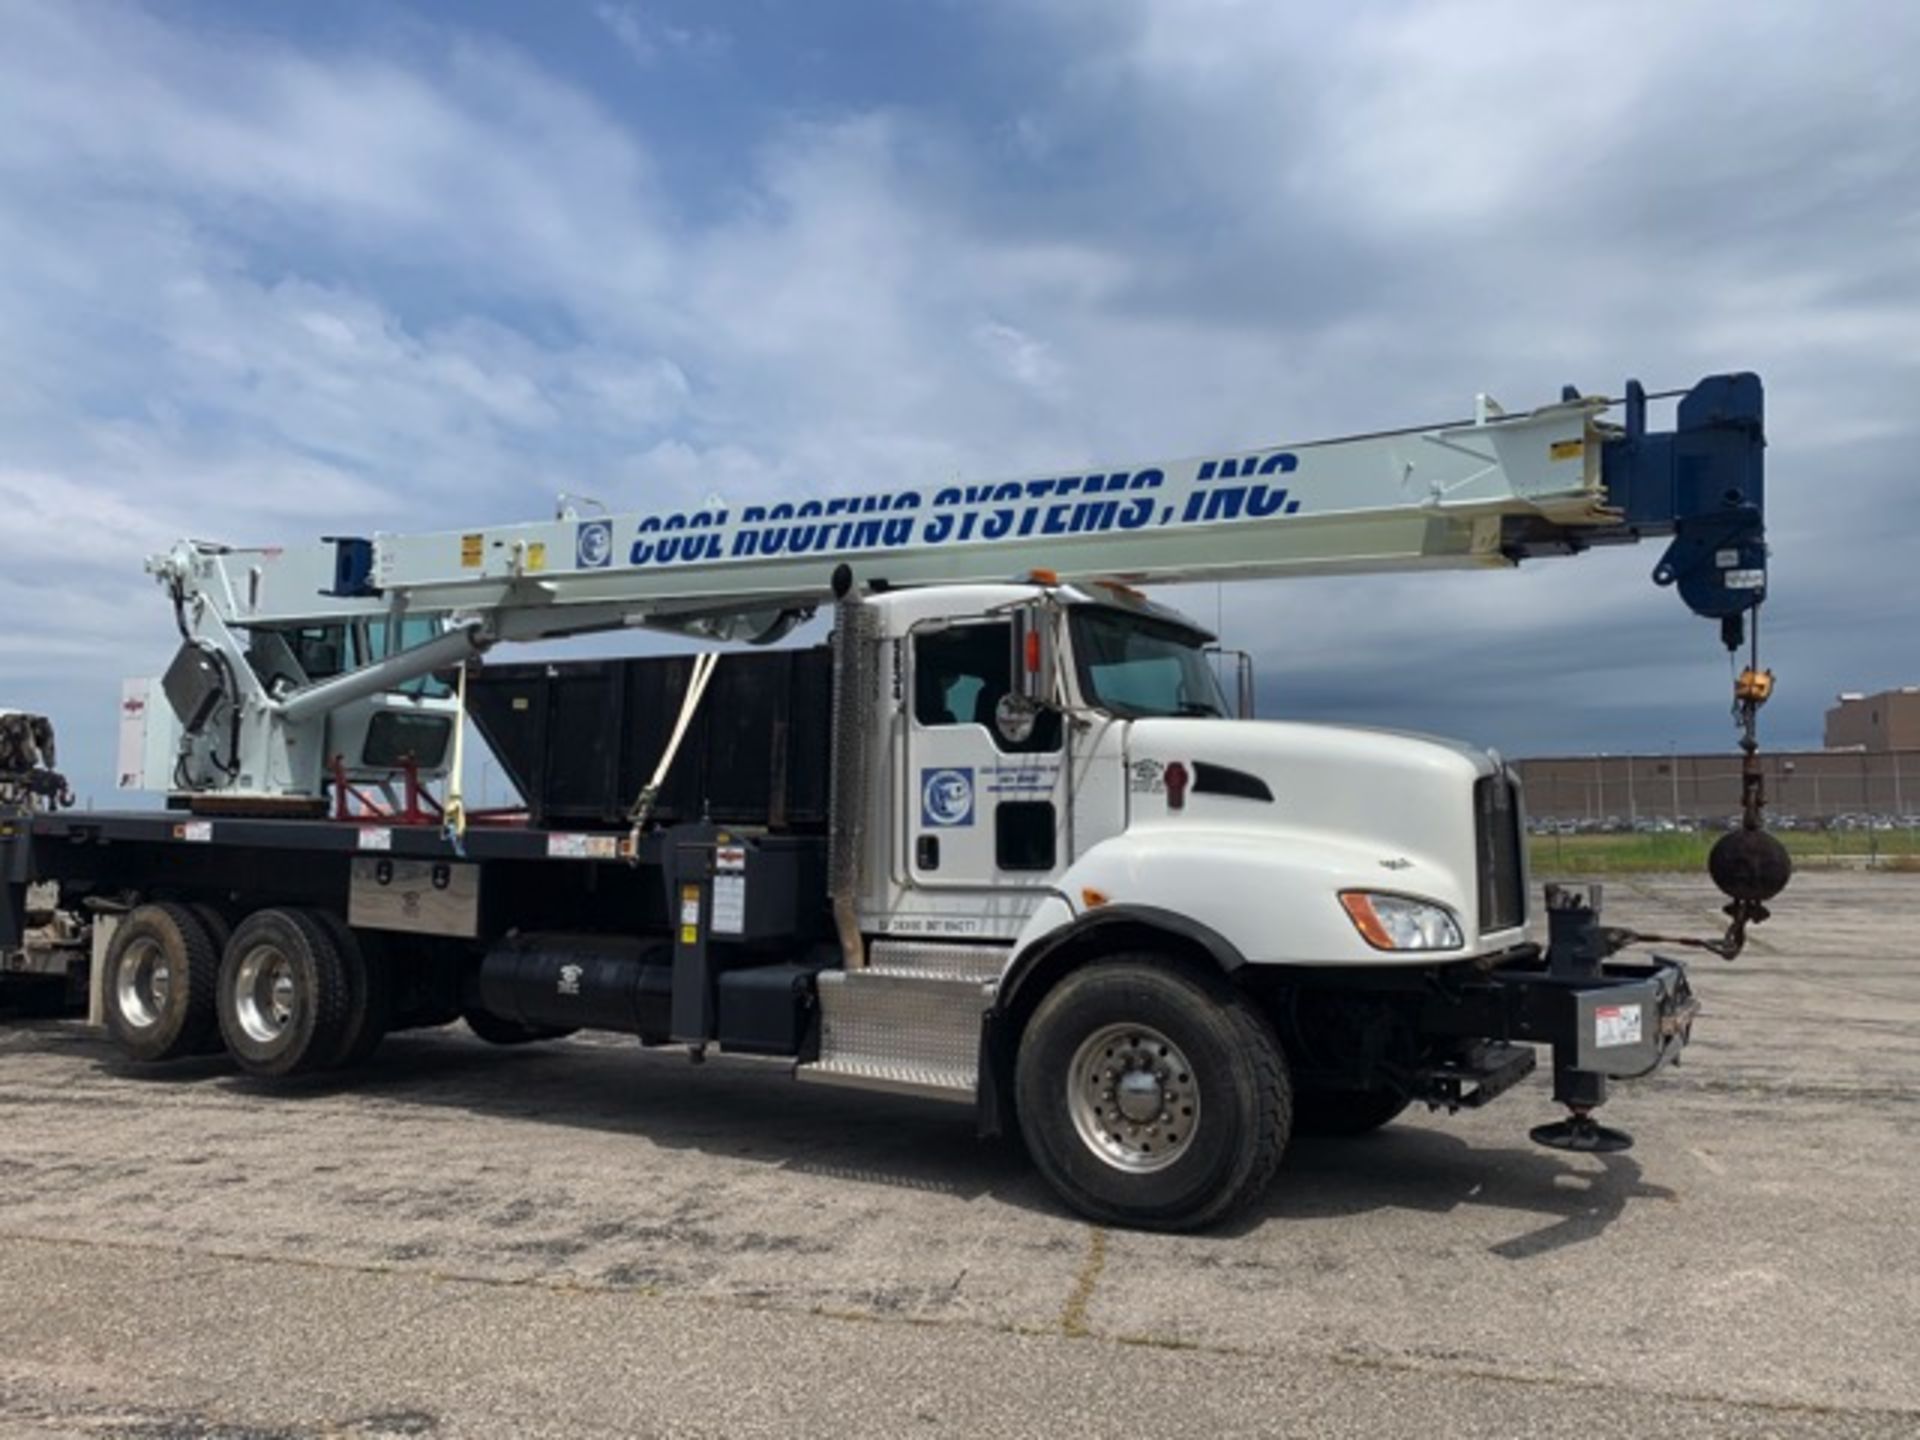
(101, 902, 221, 1062)
(216, 908, 352, 1078)
(1015, 957, 1291, 1231)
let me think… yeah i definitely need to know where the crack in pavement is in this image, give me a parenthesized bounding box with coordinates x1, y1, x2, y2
(1058, 1228, 1106, 1338)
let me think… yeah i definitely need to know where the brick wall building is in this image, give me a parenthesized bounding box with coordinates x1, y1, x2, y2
(1825, 689, 1920, 751)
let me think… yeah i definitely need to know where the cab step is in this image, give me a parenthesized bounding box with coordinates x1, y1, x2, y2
(797, 968, 994, 1103)
(1414, 1041, 1538, 1111)
(863, 939, 1008, 983)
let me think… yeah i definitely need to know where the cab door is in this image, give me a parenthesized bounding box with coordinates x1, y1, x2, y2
(904, 619, 1067, 892)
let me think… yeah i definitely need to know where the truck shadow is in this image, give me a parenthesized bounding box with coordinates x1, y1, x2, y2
(1242, 1127, 1677, 1258)
(75, 1024, 1672, 1252)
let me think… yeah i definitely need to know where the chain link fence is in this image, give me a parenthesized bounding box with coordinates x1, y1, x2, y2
(1517, 749, 1920, 871)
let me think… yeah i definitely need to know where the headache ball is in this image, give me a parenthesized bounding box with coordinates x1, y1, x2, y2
(1708, 826, 1793, 905)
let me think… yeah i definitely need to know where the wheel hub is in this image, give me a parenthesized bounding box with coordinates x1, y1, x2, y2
(1114, 1069, 1165, 1123)
(115, 938, 171, 1029)
(1067, 1024, 1200, 1174)
(235, 945, 298, 1045)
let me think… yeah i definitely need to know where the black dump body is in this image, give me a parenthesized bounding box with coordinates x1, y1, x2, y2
(466, 647, 833, 831)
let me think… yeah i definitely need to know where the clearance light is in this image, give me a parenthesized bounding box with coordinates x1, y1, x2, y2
(1081, 887, 1110, 909)
(1028, 568, 1060, 585)
(1339, 892, 1463, 952)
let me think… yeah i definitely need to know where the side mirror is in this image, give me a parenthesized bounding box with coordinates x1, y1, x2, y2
(1010, 604, 1056, 706)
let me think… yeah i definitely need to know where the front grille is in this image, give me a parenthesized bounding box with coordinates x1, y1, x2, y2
(1474, 773, 1525, 933)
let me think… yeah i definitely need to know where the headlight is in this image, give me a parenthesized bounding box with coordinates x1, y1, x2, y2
(1339, 892, 1464, 951)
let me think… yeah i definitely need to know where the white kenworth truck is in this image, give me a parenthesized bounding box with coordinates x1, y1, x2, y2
(1, 373, 1788, 1230)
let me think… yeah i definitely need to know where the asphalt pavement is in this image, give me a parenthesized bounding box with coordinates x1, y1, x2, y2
(0, 871, 1914, 1438)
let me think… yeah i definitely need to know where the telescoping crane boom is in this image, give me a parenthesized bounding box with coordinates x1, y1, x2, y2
(20, 368, 1794, 1230)
(147, 373, 1769, 804)
(347, 374, 1765, 627)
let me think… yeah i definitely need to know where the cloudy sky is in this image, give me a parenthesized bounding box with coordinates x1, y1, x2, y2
(2, 0, 1915, 804)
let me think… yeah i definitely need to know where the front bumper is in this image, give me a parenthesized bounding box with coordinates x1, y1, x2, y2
(1421, 951, 1700, 1081)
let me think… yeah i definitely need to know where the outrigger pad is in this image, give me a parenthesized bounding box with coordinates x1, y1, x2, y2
(1530, 1115, 1634, 1154)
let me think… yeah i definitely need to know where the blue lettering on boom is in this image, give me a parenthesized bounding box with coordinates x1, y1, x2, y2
(615, 456, 1300, 569)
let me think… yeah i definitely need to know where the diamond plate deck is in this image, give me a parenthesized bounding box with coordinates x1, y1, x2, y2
(865, 940, 1009, 984)
(797, 970, 993, 1102)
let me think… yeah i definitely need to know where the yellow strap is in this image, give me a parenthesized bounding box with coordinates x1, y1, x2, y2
(443, 661, 468, 844)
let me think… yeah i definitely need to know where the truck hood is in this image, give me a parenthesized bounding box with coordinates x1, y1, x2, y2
(1120, 716, 1500, 870)
(1126, 716, 1498, 781)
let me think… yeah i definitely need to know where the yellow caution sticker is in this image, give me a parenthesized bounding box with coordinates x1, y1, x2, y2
(460, 532, 484, 567)
(1549, 439, 1583, 462)
(680, 925, 698, 945)
(526, 542, 547, 572)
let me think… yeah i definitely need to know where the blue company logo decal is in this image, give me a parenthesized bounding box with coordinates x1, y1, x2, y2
(575, 519, 614, 569)
(921, 767, 975, 827)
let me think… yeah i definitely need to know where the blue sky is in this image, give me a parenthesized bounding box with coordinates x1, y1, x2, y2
(2, 1, 1916, 803)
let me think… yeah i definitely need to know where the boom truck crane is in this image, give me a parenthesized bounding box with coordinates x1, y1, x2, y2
(2, 372, 1791, 1230)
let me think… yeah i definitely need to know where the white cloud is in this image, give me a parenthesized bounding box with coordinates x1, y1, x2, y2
(594, 3, 729, 68)
(0, 0, 1913, 799)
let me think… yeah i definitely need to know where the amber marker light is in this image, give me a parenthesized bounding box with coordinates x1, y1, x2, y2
(1340, 892, 1396, 950)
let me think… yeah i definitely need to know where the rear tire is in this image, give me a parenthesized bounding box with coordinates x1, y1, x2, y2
(1292, 1087, 1410, 1137)
(187, 904, 234, 1054)
(101, 902, 221, 1062)
(216, 908, 352, 1078)
(187, 903, 233, 954)
(311, 911, 389, 1069)
(462, 1008, 578, 1046)
(1014, 956, 1291, 1231)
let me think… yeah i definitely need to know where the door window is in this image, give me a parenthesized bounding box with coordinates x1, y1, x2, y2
(913, 623, 1060, 753)
(995, 800, 1057, 871)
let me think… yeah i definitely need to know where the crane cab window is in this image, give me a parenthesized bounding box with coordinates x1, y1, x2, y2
(913, 622, 1061, 754)
(243, 618, 451, 699)
(284, 626, 347, 681)
(362, 617, 452, 699)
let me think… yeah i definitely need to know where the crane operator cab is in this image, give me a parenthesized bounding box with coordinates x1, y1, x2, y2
(125, 609, 459, 806)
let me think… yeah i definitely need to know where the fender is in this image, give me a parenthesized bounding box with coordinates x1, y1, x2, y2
(999, 903, 1247, 1016)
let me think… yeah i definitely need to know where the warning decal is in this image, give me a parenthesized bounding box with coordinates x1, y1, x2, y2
(1594, 1003, 1644, 1048)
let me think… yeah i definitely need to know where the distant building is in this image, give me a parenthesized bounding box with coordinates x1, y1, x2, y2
(1825, 688, 1920, 751)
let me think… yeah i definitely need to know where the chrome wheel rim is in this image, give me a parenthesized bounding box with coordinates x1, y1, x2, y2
(115, 937, 171, 1029)
(1067, 1023, 1199, 1173)
(234, 943, 297, 1045)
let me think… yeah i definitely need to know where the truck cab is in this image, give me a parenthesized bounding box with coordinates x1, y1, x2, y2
(859, 581, 1528, 973)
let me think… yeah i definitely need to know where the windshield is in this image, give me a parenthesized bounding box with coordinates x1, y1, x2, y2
(1069, 607, 1229, 718)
